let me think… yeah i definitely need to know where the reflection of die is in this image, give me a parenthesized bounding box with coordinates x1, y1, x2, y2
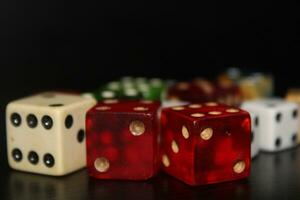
(86, 100, 161, 180)
(241, 99, 299, 152)
(6, 92, 96, 176)
(90, 178, 155, 199)
(9, 170, 88, 200)
(160, 102, 251, 186)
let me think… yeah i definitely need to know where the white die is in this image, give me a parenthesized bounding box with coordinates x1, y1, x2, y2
(6, 92, 96, 176)
(241, 99, 299, 152)
(249, 113, 260, 158)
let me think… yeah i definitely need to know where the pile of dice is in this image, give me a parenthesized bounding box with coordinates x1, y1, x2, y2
(82, 77, 172, 101)
(166, 78, 242, 106)
(221, 67, 274, 100)
(5, 70, 300, 186)
(166, 68, 274, 106)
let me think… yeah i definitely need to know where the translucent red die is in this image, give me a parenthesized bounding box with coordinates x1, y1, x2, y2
(167, 79, 216, 103)
(86, 100, 161, 180)
(167, 78, 242, 106)
(160, 102, 251, 186)
(215, 76, 243, 106)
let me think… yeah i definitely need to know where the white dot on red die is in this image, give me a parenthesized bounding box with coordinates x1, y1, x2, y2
(208, 111, 222, 115)
(162, 154, 170, 167)
(133, 107, 149, 111)
(141, 100, 153, 104)
(103, 99, 118, 104)
(129, 120, 145, 136)
(171, 140, 179, 153)
(182, 125, 190, 139)
(96, 106, 111, 111)
(200, 128, 213, 140)
(226, 108, 239, 113)
(172, 106, 185, 111)
(233, 160, 246, 174)
(205, 102, 218, 106)
(188, 104, 202, 108)
(191, 113, 205, 118)
(94, 157, 110, 172)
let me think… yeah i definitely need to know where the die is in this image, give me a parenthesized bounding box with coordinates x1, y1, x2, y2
(86, 100, 161, 180)
(167, 80, 215, 103)
(140, 78, 167, 100)
(249, 113, 260, 158)
(286, 88, 300, 143)
(241, 99, 299, 152)
(238, 77, 260, 100)
(167, 79, 242, 106)
(86, 78, 168, 101)
(160, 102, 251, 186)
(216, 76, 242, 106)
(6, 92, 96, 176)
(238, 73, 274, 100)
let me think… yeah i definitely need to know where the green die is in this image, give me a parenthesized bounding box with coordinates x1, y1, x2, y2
(142, 78, 166, 100)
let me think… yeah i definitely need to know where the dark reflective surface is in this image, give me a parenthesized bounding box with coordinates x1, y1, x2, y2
(250, 148, 300, 199)
(4, 169, 88, 200)
(1, 147, 300, 199)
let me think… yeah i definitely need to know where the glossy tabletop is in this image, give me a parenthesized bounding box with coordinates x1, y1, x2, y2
(1, 147, 300, 200)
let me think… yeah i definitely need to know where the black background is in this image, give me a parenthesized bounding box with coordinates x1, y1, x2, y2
(1, 1, 300, 199)
(1, 2, 300, 95)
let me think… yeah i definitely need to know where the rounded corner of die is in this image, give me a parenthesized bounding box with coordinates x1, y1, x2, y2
(182, 178, 198, 187)
(7, 157, 16, 170)
(89, 98, 98, 105)
(244, 111, 252, 119)
(6, 102, 15, 112)
(81, 96, 97, 105)
(47, 168, 68, 177)
(54, 171, 69, 177)
(86, 108, 96, 117)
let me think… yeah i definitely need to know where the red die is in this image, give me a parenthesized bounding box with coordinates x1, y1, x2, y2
(86, 100, 161, 180)
(215, 76, 243, 106)
(160, 102, 251, 186)
(167, 78, 243, 106)
(167, 79, 216, 103)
